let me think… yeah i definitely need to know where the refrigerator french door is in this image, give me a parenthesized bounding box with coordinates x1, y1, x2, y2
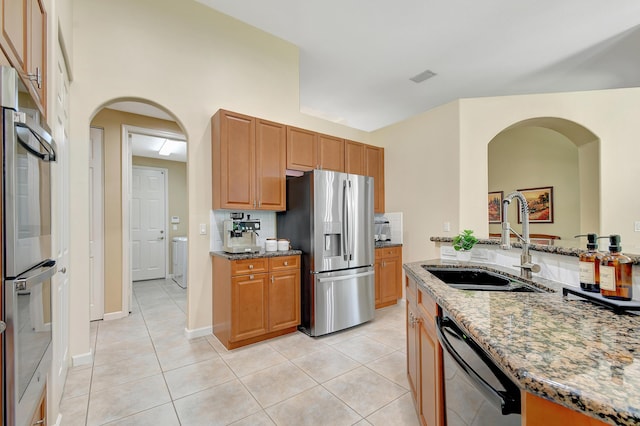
(277, 169, 375, 337)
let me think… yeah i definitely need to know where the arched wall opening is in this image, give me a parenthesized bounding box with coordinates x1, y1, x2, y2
(487, 117, 600, 242)
(88, 98, 189, 321)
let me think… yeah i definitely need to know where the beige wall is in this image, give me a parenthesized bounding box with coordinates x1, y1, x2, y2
(487, 126, 580, 240)
(132, 155, 189, 274)
(90, 108, 183, 313)
(376, 88, 640, 269)
(371, 101, 461, 263)
(69, 0, 371, 357)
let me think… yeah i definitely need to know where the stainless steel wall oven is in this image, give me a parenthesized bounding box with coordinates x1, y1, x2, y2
(1, 66, 57, 426)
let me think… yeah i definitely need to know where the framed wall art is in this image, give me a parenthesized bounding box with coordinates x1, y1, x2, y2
(488, 191, 503, 223)
(517, 186, 554, 223)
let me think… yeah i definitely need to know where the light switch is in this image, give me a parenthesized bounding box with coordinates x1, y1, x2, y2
(635, 221, 640, 232)
(443, 222, 451, 232)
(172, 224, 178, 231)
(199, 223, 207, 235)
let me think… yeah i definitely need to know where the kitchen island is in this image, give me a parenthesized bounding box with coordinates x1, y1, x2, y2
(404, 259, 640, 425)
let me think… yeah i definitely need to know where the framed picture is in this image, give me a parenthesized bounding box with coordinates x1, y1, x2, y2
(488, 191, 503, 223)
(517, 186, 554, 223)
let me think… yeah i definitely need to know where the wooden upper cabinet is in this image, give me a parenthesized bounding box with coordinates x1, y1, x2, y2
(0, 0, 26, 70)
(286, 126, 317, 171)
(27, 0, 46, 112)
(256, 118, 286, 210)
(365, 145, 385, 213)
(317, 133, 345, 172)
(212, 110, 255, 210)
(212, 110, 286, 211)
(0, 0, 47, 117)
(345, 140, 365, 175)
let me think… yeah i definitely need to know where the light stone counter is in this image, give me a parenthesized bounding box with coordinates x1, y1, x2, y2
(404, 259, 640, 425)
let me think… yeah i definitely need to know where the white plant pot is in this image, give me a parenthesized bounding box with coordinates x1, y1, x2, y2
(456, 250, 472, 262)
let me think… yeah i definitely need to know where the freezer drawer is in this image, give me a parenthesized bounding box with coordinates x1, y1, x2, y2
(310, 267, 375, 336)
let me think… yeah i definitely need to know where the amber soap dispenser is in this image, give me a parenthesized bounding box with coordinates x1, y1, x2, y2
(600, 235, 633, 300)
(575, 233, 604, 293)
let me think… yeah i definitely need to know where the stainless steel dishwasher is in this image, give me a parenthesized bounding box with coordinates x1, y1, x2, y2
(436, 313, 521, 426)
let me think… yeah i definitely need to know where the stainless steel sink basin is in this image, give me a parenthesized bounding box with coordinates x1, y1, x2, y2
(422, 266, 543, 293)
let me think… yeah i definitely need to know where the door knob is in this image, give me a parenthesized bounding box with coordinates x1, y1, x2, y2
(60, 267, 67, 274)
(158, 236, 165, 240)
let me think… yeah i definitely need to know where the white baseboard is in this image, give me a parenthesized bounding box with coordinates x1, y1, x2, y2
(72, 350, 93, 367)
(103, 310, 128, 321)
(184, 325, 212, 340)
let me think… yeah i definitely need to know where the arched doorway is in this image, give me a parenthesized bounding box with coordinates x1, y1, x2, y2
(89, 99, 189, 323)
(488, 117, 600, 242)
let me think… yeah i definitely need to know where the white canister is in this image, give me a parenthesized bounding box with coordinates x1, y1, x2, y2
(277, 239, 290, 251)
(265, 239, 277, 252)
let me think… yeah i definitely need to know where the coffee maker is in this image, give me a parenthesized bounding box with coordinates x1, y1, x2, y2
(223, 213, 261, 253)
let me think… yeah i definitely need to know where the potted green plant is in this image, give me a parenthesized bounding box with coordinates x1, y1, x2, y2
(452, 229, 478, 261)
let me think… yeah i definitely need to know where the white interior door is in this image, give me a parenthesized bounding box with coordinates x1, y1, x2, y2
(51, 41, 71, 415)
(89, 127, 104, 320)
(131, 167, 167, 281)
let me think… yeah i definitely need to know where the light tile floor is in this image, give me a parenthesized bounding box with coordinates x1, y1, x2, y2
(60, 279, 419, 425)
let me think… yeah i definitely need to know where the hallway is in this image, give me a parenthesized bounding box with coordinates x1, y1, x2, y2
(59, 279, 417, 425)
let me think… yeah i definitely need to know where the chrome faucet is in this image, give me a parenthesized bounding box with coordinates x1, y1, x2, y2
(501, 191, 541, 279)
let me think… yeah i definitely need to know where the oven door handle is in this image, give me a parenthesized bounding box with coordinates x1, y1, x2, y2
(436, 316, 521, 415)
(13, 260, 57, 292)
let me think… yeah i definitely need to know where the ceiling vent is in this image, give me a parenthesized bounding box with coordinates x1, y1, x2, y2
(410, 69, 437, 83)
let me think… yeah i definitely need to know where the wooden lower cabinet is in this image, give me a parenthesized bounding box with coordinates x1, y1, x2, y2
(406, 275, 444, 426)
(522, 392, 608, 426)
(375, 246, 402, 309)
(213, 254, 300, 349)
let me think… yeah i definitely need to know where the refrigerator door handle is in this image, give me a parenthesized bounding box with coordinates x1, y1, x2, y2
(317, 270, 374, 283)
(348, 179, 354, 261)
(342, 180, 350, 261)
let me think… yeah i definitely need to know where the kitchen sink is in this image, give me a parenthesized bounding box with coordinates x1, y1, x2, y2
(422, 266, 543, 293)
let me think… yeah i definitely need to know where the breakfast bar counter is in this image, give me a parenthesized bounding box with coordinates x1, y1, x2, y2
(404, 259, 640, 425)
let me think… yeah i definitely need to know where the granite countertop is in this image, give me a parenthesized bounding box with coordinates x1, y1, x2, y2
(404, 259, 640, 426)
(375, 241, 402, 249)
(210, 249, 302, 260)
(430, 236, 640, 264)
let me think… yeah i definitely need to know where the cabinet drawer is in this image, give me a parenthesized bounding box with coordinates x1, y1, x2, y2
(375, 246, 401, 259)
(418, 288, 439, 321)
(269, 255, 299, 271)
(231, 258, 268, 276)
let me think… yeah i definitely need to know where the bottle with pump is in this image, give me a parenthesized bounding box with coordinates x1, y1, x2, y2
(575, 233, 604, 293)
(600, 235, 633, 300)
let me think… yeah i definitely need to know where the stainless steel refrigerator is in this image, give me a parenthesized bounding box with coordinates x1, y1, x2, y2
(277, 169, 375, 337)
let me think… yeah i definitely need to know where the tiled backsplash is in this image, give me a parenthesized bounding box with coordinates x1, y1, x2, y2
(211, 210, 277, 252)
(385, 212, 403, 244)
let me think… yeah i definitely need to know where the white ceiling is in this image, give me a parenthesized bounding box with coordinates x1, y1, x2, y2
(130, 132, 187, 162)
(197, 0, 640, 131)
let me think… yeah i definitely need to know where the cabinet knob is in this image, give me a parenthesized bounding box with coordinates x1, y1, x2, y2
(249, 264, 254, 269)
(249, 274, 254, 280)
(284, 261, 288, 266)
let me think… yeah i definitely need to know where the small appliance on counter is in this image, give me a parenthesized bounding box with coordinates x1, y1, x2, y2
(375, 216, 391, 241)
(223, 212, 261, 253)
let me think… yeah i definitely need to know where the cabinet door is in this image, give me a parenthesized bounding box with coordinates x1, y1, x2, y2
(213, 110, 255, 209)
(286, 126, 317, 171)
(379, 257, 400, 306)
(0, 0, 26, 70)
(407, 301, 420, 405)
(317, 133, 344, 172)
(27, 0, 45, 111)
(268, 269, 300, 331)
(365, 145, 385, 213)
(345, 140, 365, 175)
(419, 319, 443, 426)
(230, 273, 268, 341)
(256, 118, 286, 210)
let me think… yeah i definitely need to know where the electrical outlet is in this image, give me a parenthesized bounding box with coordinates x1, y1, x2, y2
(635, 221, 640, 232)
